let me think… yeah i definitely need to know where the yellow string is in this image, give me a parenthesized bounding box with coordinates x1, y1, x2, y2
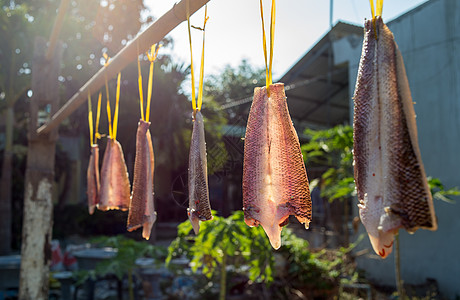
(103, 54, 112, 138)
(269, 0, 275, 86)
(376, 0, 383, 17)
(259, 0, 269, 88)
(146, 44, 160, 123)
(113, 72, 121, 141)
(186, 0, 197, 112)
(137, 45, 145, 121)
(95, 92, 102, 141)
(197, 6, 208, 111)
(147, 46, 155, 120)
(187, 2, 208, 113)
(369, 0, 384, 18)
(88, 91, 94, 146)
(105, 81, 112, 139)
(369, 0, 375, 19)
(369, 0, 383, 39)
(260, 0, 276, 96)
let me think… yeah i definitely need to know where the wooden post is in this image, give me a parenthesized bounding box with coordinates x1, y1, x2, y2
(19, 37, 63, 300)
(0, 106, 14, 254)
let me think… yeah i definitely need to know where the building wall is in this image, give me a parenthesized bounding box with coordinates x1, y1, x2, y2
(334, 0, 460, 298)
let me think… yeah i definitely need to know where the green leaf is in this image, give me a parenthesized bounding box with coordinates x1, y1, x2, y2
(177, 220, 193, 236)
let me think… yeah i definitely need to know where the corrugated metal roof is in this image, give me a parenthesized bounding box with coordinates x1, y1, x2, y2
(279, 21, 362, 129)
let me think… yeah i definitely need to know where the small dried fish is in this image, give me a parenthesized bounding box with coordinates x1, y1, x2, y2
(98, 138, 131, 211)
(87, 145, 100, 215)
(128, 120, 156, 240)
(353, 17, 437, 258)
(243, 83, 312, 249)
(188, 111, 212, 234)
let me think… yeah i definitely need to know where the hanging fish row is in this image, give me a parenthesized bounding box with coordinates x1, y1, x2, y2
(86, 120, 156, 240)
(86, 4, 437, 255)
(86, 84, 312, 247)
(85, 3, 313, 248)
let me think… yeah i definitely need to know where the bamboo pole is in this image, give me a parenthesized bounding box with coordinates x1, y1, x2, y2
(37, 0, 210, 136)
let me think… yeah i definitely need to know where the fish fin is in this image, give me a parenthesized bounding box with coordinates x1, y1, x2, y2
(279, 217, 289, 227)
(142, 212, 157, 240)
(261, 222, 282, 250)
(295, 215, 311, 230)
(368, 229, 397, 259)
(244, 216, 260, 227)
(188, 209, 201, 235)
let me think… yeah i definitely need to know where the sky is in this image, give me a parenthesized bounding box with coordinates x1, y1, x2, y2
(144, 0, 429, 80)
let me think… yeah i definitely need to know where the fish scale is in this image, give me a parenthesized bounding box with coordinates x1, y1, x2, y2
(87, 145, 100, 215)
(99, 139, 131, 211)
(353, 17, 437, 258)
(128, 120, 156, 240)
(243, 83, 311, 250)
(188, 111, 212, 234)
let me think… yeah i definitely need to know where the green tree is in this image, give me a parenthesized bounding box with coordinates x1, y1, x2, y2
(166, 211, 274, 300)
(204, 59, 265, 121)
(0, 2, 33, 255)
(0, 0, 148, 253)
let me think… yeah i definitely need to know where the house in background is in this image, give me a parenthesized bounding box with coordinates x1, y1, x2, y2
(279, 0, 460, 297)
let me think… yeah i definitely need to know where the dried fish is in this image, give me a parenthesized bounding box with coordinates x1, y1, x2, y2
(87, 145, 100, 215)
(243, 83, 312, 249)
(128, 120, 156, 240)
(188, 111, 212, 234)
(98, 138, 131, 211)
(353, 17, 437, 258)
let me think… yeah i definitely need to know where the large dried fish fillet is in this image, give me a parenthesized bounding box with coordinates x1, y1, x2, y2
(87, 145, 100, 215)
(243, 83, 312, 249)
(128, 120, 156, 240)
(98, 138, 131, 211)
(188, 111, 212, 234)
(353, 17, 437, 258)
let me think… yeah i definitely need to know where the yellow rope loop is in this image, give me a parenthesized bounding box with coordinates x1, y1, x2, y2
(146, 44, 161, 122)
(268, 0, 275, 87)
(196, 5, 208, 112)
(87, 91, 94, 146)
(113, 72, 121, 141)
(103, 53, 113, 138)
(95, 92, 102, 141)
(186, 0, 197, 113)
(137, 43, 145, 121)
(369, 0, 384, 38)
(147, 44, 161, 62)
(376, 0, 383, 17)
(369, 0, 375, 19)
(106, 95, 112, 138)
(259, 0, 269, 89)
(260, 0, 276, 97)
(105, 80, 112, 139)
(187, 4, 208, 113)
(103, 52, 110, 66)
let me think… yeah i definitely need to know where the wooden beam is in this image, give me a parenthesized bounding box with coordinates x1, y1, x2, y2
(37, 0, 210, 136)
